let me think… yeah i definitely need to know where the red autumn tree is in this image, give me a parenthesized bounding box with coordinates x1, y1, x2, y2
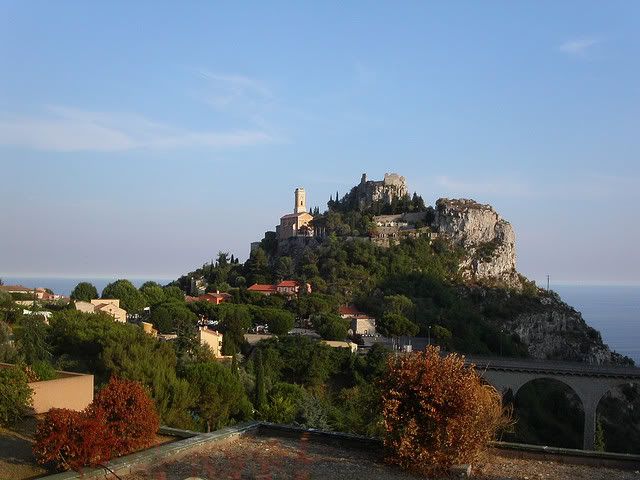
(380, 346, 510, 475)
(33, 408, 115, 471)
(33, 377, 159, 471)
(92, 377, 160, 456)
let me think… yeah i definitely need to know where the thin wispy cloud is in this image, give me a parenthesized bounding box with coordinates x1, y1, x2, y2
(0, 106, 272, 152)
(199, 70, 274, 118)
(558, 37, 600, 57)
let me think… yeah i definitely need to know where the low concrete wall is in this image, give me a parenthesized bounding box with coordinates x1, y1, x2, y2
(29, 371, 94, 414)
(0, 363, 94, 414)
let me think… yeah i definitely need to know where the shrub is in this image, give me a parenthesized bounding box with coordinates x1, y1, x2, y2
(92, 377, 160, 456)
(33, 377, 159, 471)
(0, 365, 33, 426)
(33, 408, 115, 471)
(380, 346, 509, 475)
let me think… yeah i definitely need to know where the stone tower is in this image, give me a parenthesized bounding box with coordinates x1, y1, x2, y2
(294, 188, 307, 214)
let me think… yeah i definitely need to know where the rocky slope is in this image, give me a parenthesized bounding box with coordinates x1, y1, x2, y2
(434, 198, 519, 287)
(504, 292, 632, 364)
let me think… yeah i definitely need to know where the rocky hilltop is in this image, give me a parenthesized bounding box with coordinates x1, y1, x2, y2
(353, 173, 409, 211)
(238, 173, 630, 365)
(434, 198, 518, 287)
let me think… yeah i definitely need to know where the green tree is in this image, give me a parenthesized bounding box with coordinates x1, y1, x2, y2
(261, 382, 305, 424)
(14, 315, 51, 364)
(261, 308, 294, 335)
(70, 282, 99, 302)
(219, 305, 251, 355)
(48, 309, 196, 428)
(595, 415, 606, 452)
(377, 313, 419, 337)
(254, 349, 267, 414)
(0, 365, 32, 426)
(163, 286, 184, 301)
(0, 291, 20, 324)
(0, 321, 18, 363)
(247, 247, 270, 284)
(139, 282, 166, 307)
(149, 305, 174, 334)
(275, 256, 294, 280)
(384, 294, 414, 317)
(102, 279, 145, 313)
(184, 362, 252, 432)
(312, 313, 349, 340)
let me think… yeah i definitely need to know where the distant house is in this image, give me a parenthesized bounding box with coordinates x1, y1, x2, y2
(338, 305, 376, 336)
(322, 340, 358, 353)
(244, 333, 275, 347)
(185, 291, 232, 305)
(74, 299, 127, 323)
(0, 285, 64, 301)
(247, 284, 278, 296)
(141, 321, 157, 337)
(198, 328, 225, 358)
(248, 281, 311, 298)
(0, 285, 33, 295)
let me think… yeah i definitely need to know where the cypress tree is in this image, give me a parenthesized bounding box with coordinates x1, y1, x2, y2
(254, 349, 267, 414)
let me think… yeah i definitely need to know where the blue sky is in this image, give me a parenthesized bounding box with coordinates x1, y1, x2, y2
(1, 1, 639, 284)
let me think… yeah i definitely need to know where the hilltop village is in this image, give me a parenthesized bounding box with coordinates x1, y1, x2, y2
(251, 172, 518, 286)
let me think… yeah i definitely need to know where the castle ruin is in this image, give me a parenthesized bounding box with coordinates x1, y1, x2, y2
(354, 172, 408, 210)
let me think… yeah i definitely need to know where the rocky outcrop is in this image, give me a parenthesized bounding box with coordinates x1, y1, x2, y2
(434, 198, 518, 286)
(354, 173, 408, 210)
(463, 286, 633, 365)
(503, 292, 632, 365)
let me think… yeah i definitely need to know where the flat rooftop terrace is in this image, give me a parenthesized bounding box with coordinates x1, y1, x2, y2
(30, 423, 640, 480)
(117, 425, 640, 480)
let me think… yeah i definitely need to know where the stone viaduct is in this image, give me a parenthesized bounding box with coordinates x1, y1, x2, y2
(466, 356, 640, 450)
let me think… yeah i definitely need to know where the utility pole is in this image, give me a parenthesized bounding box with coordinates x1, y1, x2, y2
(499, 327, 504, 357)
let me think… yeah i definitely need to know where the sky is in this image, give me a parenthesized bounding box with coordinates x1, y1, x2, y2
(1, 1, 639, 285)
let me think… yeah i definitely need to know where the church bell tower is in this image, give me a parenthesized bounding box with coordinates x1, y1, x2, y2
(294, 188, 306, 214)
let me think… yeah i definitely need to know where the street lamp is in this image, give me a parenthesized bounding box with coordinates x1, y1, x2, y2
(499, 327, 505, 357)
(428, 325, 432, 346)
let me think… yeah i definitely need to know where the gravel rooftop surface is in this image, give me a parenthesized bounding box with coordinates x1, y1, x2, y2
(123, 435, 640, 480)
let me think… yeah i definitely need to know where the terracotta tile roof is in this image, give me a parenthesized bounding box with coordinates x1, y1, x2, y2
(0, 285, 32, 293)
(248, 284, 278, 293)
(338, 305, 362, 316)
(276, 280, 299, 288)
(280, 212, 306, 219)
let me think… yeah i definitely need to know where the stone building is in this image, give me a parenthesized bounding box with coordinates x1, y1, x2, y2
(339, 305, 377, 336)
(354, 172, 408, 210)
(276, 188, 314, 240)
(198, 328, 224, 358)
(74, 298, 127, 323)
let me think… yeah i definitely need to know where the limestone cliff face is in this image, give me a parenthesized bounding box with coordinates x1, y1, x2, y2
(434, 198, 518, 286)
(503, 293, 631, 365)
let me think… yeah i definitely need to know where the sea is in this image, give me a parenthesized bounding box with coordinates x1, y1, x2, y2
(2, 276, 639, 364)
(553, 284, 640, 365)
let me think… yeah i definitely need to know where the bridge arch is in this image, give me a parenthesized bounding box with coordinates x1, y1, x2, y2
(594, 380, 640, 453)
(469, 356, 640, 451)
(509, 377, 585, 449)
